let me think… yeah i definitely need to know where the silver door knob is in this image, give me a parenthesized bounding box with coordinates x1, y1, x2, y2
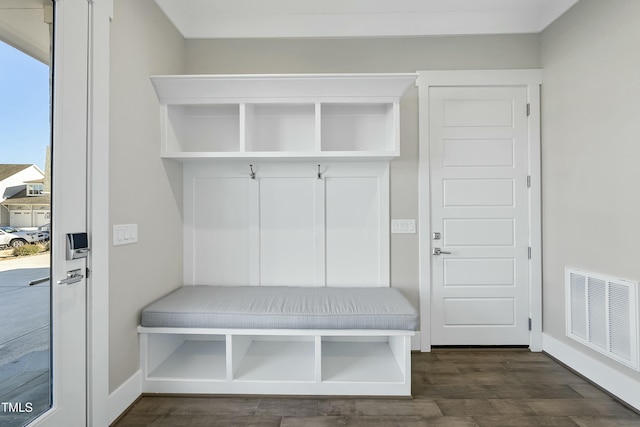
(432, 247, 452, 255)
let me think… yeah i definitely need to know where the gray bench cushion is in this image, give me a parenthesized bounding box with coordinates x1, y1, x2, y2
(141, 285, 418, 331)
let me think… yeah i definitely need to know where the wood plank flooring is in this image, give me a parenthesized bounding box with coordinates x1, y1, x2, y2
(112, 349, 640, 426)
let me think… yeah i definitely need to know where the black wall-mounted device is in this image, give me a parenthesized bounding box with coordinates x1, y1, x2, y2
(66, 232, 90, 260)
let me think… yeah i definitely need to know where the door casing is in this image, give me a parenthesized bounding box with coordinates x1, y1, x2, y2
(417, 69, 542, 352)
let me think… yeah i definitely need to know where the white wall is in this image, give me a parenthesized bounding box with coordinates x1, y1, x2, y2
(540, 0, 640, 384)
(109, 0, 185, 392)
(185, 35, 541, 307)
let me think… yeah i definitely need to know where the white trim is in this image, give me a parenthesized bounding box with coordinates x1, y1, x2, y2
(416, 69, 542, 352)
(379, 164, 391, 286)
(108, 370, 142, 424)
(527, 80, 543, 352)
(417, 95, 432, 351)
(151, 73, 418, 102)
(86, 1, 111, 426)
(417, 69, 543, 87)
(543, 333, 640, 412)
(138, 326, 415, 337)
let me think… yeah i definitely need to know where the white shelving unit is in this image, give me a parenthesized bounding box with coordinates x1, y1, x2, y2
(139, 328, 413, 396)
(142, 74, 418, 396)
(152, 73, 417, 160)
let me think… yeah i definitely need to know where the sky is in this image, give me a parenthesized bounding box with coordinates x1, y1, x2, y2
(0, 40, 50, 171)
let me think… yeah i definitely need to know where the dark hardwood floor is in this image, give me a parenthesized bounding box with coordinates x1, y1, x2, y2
(112, 349, 640, 426)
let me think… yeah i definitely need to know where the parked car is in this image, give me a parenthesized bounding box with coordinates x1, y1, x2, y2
(0, 226, 48, 248)
(37, 223, 50, 240)
(0, 228, 24, 248)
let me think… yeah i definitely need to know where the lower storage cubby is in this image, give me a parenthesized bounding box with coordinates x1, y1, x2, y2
(146, 334, 226, 381)
(231, 336, 316, 382)
(321, 337, 405, 383)
(139, 329, 412, 395)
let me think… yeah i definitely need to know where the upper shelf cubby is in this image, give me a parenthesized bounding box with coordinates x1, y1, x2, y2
(151, 73, 417, 160)
(166, 104, 240, 153)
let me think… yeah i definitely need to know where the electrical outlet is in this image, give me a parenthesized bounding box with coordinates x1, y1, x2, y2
(391, 219, 416, 234)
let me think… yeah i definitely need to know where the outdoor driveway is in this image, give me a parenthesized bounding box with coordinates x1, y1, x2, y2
(0, 253, 50, 424)
(0, 253, 49, 365)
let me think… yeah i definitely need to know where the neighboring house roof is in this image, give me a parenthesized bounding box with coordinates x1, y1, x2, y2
(0, 189, 51, 206)
(24, 178, 45, 184)
(0, 164, 33, 182)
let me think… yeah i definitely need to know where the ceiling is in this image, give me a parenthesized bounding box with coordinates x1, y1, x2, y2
(155, 0, 580, 39)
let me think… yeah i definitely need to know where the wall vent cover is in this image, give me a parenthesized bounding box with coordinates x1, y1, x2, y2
(566, 267, 639, 371)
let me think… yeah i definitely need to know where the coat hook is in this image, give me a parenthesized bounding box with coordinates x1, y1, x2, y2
(249, 164, 256, 180)
(317, 164, 322, 180)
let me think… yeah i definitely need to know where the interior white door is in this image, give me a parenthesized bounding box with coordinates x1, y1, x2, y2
(429, 86, 531, 345)
(31, 0, 88, 425)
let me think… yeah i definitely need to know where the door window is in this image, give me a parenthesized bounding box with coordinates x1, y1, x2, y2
(0, 4, 53, 425)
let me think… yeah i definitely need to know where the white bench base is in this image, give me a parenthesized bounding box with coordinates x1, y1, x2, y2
(138, 327, 414, 396)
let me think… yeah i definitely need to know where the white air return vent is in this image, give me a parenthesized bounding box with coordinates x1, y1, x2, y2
(566, 268, 639, 371)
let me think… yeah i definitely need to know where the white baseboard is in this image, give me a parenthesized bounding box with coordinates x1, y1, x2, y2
(543, 333, 640, 411)
(109, 370, 142, 424)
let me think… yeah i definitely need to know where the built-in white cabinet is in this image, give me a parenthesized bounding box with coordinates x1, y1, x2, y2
(139, 328, 413, 396)
(143, 74, 417, 397)
(152, 74, 417, 160)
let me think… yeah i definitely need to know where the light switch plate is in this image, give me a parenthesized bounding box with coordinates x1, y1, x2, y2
(113, 224, 138, 246)
(391, 219, 416, 234)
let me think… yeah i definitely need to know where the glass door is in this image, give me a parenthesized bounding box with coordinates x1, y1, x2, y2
(1, 1, 88, 425)
(0, 3, 53, 425)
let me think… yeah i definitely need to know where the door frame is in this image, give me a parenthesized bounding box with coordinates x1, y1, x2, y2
(417, 70, 542, 352)
(86, 1, 111, 426)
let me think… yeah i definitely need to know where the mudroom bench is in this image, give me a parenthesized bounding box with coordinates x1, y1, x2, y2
(138, 285, 418, 396)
